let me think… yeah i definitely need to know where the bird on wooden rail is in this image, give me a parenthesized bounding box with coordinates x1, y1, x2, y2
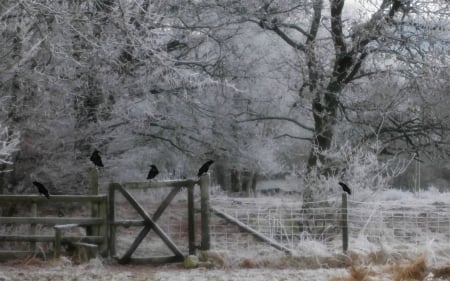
(147, 165, 159, 180)
(33, 181, 50, 199)
(197, 160, 214, 177)
(338, 182, 351, 195)
(90, 149, 104, 168)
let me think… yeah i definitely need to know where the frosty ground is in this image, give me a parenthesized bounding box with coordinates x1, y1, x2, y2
(1, 254, 447, 281)
(0, 257, 384, 281)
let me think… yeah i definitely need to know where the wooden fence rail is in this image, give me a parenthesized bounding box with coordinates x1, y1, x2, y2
(0, 194, 108, 260)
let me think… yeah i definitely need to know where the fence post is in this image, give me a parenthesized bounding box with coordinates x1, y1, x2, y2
(187, 185, 195, 255)
(342, 193, 348, 252)
(98, 197, 108, 256)
(108, 183, 117, 257)
(88, 167, 99, 236)
(89, 167, 99, 195)
(54, 227, 62, 259)
(30, 202, 37, 252)
(200, 174, 210, 250)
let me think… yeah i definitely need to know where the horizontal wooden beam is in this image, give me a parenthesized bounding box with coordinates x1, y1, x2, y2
(0, 250, 36, 260)
(0, 235, 103, 243)
(0, 217, 104, 225)
(120, 179, 198, 189)
(114, 220, 145, 227)
(0, 195, 107, 203)
(54, 224, 80, 230)
(126, 256, 184, 264)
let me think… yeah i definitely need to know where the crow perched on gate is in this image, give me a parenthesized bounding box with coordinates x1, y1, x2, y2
(147, 165, 159, 180)
(33, 181, 50, 199)
(90, 150, 104, 167)
(338, 182, 351, 195)
(197, 160, 214, 177)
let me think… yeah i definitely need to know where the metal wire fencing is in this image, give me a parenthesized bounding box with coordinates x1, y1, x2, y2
(209, 195, 450, 255)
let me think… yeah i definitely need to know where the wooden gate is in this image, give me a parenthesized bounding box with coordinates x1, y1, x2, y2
(108, 176, 210, 264)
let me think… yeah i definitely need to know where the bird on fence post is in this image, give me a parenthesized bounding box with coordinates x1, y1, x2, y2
(90, 149, 104, 168)
(147, 165, 159, 180)
(338, 182, 351, 195)
(33, 181, 50, 199)
(197, 160, 214, 177)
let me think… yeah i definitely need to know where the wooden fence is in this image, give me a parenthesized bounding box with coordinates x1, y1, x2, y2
(0, 194, 108, 260)
(0, 168, 212, 263)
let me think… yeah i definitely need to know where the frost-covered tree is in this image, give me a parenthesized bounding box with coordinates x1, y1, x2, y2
(180, 0, 450, 199)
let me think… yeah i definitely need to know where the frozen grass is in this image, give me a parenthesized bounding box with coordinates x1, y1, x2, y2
(5, 252, 450, 281)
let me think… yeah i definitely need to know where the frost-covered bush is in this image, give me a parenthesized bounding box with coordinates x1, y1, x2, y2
(304, 141, 413, 201)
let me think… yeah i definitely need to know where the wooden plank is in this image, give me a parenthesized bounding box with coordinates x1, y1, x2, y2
(200, 175, 210, 250)
(54, 224, 80, 230)
(187, 185, 195, 255)
(114, 220, 145, 227)
(119, 225, 152, 264)
(89, 167, 99, 195)
(30, 202, 37, 252)
(122, 179, 198, 189)
(0, 250, 37, 261)
(127, 256, 184, 264)
(0, 217, 104, 225)
(152, 186, 182, 219)
(0, 195, 107, 203)
(116, 186, 184, 263)
(342, 193, 348, 252)
(87, 168, 99, 237)
(211, 207, 293, 255)
(0, 235, 103, 243)
(109, 183, 118, 257)
(73, 242, 98, 249)
(54, 228, 62, 258)
(98, 196, 108, 256)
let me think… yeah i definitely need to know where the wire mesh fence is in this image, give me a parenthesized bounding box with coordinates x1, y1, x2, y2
(209, 195, 450, 255)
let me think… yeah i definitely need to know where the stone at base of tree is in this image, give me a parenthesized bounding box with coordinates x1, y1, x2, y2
(184, 255, 199, 268)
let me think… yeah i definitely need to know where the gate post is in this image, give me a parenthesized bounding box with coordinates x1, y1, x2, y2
(108, 183, 118, 257)
(342, 193, 348, 252)
(187, 185, 195, 255)
(88, 167, 99, 236)
(200, 174, 210, 250)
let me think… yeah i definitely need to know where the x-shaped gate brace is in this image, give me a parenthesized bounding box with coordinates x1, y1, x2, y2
(109, 181, 197, 264)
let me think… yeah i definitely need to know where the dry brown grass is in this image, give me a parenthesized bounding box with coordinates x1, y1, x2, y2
(329, 266, 373, 281)
(431, 264, 450, 279)
(239, 258, 258, 268)
(392, 256, 426, 281)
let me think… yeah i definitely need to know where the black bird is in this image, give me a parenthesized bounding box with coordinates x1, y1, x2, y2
(33, 181, 50, 199)
(147, 165, 159, 180)
(90, 150, 104, 167)
(197, 160, 214, 177)
(338, 182, 351, 195)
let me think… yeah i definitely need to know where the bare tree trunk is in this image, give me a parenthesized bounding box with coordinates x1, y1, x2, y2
(230, 168, 240, 193)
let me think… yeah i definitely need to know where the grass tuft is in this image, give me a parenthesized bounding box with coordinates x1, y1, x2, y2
(393, 256, 426, 281)
(239, 258, 258, 268)
(431, 264, 450, 279)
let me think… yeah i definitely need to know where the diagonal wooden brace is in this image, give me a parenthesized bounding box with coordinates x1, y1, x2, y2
(117, 186, 184, 264)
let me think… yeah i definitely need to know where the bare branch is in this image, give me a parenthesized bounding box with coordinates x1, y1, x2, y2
(237, 116, 314, 132)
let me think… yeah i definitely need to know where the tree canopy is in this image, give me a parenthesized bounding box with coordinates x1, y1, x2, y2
(0, 0, 449, 197)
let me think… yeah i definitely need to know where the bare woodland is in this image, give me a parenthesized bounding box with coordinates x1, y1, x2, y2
(0, 0, 449, 200)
